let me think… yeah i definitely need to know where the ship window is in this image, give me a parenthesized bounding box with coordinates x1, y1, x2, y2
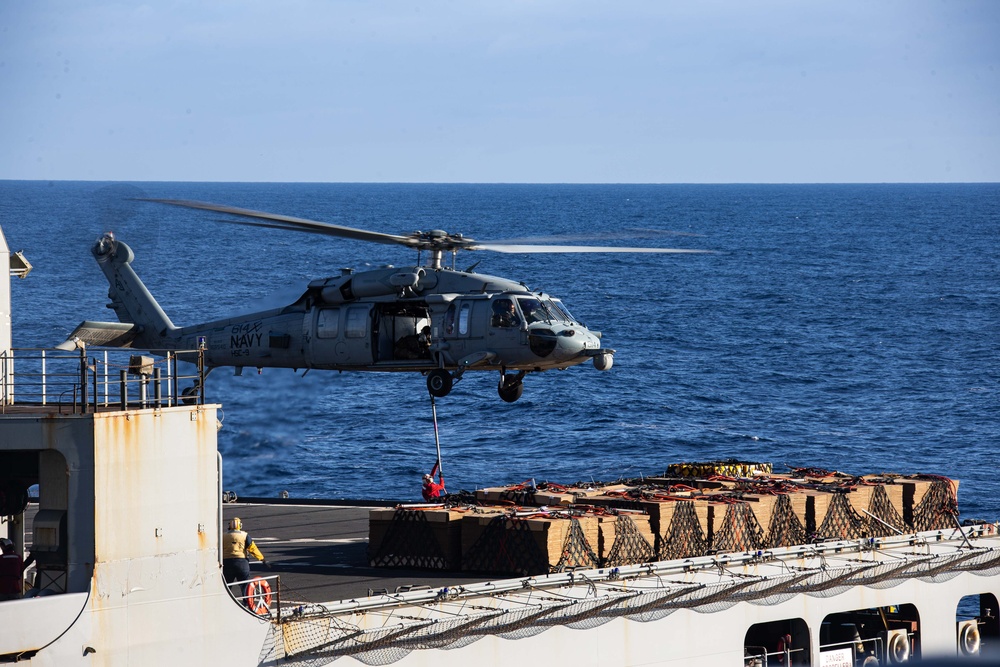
(345, 307, 368, 338)
(317, 309, 339, 339)
(745, 618, 809, 667)
(957, 593, 997, 658)
(458, 303, 472, 335)
(820, 606, 918, 665)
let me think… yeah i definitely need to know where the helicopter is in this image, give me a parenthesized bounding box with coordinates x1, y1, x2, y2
(63, 199, 709, 402)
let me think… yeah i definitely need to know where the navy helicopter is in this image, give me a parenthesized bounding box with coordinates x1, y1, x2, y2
(64, 200, 708, 402)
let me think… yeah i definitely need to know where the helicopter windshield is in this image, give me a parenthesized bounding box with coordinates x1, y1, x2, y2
(547, 298, 575, 323)
(516, 297, 550, 324)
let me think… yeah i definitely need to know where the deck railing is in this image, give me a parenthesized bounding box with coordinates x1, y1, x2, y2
(0, 347, 208, 413)
(228, 574, 282, 620)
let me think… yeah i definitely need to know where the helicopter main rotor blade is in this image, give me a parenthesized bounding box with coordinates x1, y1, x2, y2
(142, 199, 416, 248)
(141, 199, 711, 256)
(493, 229, 705, 245)
(471, 243, 714, 254)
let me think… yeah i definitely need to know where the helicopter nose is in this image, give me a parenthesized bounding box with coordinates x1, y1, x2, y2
(553, 327, 602, 359)
(526, 324, 604, 361)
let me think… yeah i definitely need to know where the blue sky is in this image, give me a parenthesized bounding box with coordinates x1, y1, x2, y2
(2, 1, 998, 183)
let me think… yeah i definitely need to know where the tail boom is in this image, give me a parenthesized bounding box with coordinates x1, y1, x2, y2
(92, 233, 177, 348)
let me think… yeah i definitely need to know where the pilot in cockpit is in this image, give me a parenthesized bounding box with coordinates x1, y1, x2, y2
(491, 299, 520, 328)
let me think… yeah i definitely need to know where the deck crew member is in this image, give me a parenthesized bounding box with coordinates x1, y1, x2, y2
(222, 517, 266, 584)
(0, 539, 23, 601)
(422, 467, 446, 502)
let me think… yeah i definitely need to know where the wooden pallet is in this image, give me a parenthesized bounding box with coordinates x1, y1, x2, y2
(460, 511, 600, 574)
(598, 512, 656, 566)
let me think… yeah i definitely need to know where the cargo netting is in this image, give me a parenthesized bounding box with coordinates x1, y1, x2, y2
(816, 491, 866, 540)
(864, 483, 908, 536)
(660, 500, 708, 560)
(766, 494, 807, 548)
(461, 515, 550, 576)
(496, 487, 536, 506)
(368, 508, 448, 570)
(711, 502, 766, 553)
(912, 477, 960, 531)
(554, 518, 599, 571)
(603, 515, 655, 567)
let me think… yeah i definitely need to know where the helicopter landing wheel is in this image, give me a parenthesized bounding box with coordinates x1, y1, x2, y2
(497, 376, 524, 403)
(426, 369, 453, 397)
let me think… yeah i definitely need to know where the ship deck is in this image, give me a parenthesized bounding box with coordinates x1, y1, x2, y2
(221, 501, 497, 606)
(21, 500, 502, 607)
(20, 499, 1000, 610)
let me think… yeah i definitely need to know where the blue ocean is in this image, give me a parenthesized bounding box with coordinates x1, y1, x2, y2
(2, 182, 998, 517)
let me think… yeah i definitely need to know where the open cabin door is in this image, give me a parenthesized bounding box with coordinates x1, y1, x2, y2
(374, 303, 432, 364)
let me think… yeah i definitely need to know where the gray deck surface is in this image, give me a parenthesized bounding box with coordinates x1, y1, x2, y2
(223, 502, 499, 608)
(18, 502, 500, 610)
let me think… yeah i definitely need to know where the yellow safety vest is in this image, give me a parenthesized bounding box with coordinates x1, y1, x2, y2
(222, 529, 249, 559)
(223, 529, 264, 561)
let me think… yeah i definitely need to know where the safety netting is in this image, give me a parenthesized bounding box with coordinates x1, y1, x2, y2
(258, 528, 1000, 666)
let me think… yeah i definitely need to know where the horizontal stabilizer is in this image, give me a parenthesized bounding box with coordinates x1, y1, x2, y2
(59, 321, 139, 349)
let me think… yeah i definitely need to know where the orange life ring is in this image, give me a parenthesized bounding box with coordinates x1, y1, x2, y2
(245, 577, 272, 615)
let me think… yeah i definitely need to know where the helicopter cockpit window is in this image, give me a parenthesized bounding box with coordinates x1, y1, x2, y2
(516, 297, 548, 324)
(491, 298, 520, 328)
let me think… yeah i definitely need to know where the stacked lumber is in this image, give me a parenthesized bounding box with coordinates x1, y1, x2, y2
(901, 475, 961, 530)
(368, 464, 960, 573)
(474, 482, 615, 507)
(597, 512, 656, 566)
(461, 511, 600, 575)
(368, 506, 466, 570)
